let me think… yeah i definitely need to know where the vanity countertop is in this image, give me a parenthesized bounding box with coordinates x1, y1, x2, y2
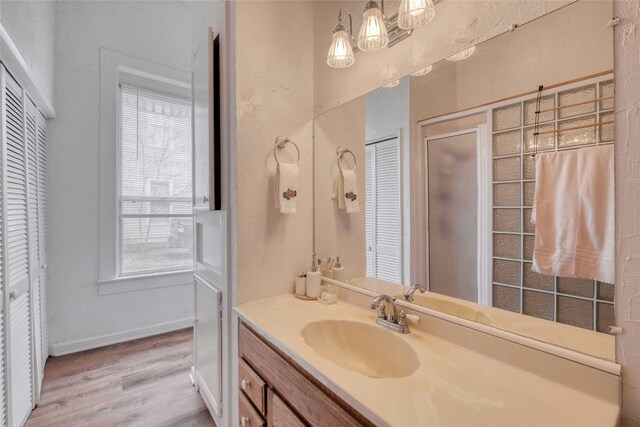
(235, 294, 620, 427)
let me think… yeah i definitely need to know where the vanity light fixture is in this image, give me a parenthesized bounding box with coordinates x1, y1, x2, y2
(327, 0, 436, 69)
(410, 65, 433, 76)
(446, 46, 476, 61)
(327, 9, 356, 68)
(357, 1, 389, 52)
(383, 79, 400, 88)
(397, 0, 435, 30)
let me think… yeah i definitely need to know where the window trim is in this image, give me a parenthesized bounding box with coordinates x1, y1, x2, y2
(99, 48, 192, 292)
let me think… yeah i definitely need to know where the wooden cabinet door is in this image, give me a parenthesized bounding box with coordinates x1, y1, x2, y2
(268, 389, 305, 427)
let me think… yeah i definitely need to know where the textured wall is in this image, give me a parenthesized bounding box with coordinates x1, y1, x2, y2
(0, 0, 56, 108)
(313, 0, 572, 115)
(48, 1, 194, 350)
(615, 2, 640, 425)
(235, 1, 315, 304)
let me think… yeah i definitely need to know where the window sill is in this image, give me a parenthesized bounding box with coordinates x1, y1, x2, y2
(98, 269, 194, 295)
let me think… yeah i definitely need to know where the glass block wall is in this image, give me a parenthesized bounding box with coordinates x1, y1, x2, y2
(491, 79, 615, 333)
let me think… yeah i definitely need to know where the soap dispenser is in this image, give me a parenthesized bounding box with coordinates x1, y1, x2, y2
(332, 256, 345, 282)
(306, 255, 321, 298)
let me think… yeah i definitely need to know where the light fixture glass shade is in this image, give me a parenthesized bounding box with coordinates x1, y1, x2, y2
(446, 46, 476, 61)
(327, 29, 355, 68)
(357, 2, 389, 52)
(410, 65, 433, 76)
(397, 0, 435, 30)
(383, 79, 400, 88)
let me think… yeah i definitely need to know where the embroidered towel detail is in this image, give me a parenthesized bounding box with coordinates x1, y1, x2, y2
(274, 162, 299, 214)
(531, 145, 614, 284)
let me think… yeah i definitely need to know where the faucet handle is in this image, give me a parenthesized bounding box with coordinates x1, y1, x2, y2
(375, 302, 386, 319)
(398, 310, 407, 327)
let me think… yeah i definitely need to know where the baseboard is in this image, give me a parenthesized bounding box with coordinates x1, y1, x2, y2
(196, 370, 222, 419)
(50, 318, 194, 356)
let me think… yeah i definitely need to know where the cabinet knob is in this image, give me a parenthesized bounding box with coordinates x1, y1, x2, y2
(241, 379, 249, 391)
(241, 416, 249, 427)
(9, 290, 17, 300)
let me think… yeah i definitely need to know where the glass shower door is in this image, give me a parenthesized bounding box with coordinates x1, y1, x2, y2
(426, 130, 478, 302)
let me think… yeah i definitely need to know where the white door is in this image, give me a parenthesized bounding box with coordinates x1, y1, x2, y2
(365, 138, 402, 283)
(2, 67, 33, 427)
(24, 97, 43, 402)
(194, 275, 222, 416)
(192, 27, 224, 419)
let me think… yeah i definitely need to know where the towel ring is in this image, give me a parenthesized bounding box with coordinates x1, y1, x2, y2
(274, 136, 300, 166)
(337, 147, 357, 173)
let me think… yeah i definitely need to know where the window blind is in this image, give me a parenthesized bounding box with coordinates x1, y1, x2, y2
(119, 85, 193, 275)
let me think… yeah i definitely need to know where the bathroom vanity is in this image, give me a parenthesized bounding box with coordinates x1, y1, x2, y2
(235, 295, 620, 426)
(235, 1, 623, 425)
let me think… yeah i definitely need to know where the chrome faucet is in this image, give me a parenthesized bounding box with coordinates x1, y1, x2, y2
(369, 294, 410, 334)
(404, 283, 426, 302)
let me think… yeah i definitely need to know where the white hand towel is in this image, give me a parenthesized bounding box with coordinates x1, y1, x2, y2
(274, 162, 299, 214)
(531, 145, 614, 284)
(341, 169, 360, 213)
(331, 173, 345, 209)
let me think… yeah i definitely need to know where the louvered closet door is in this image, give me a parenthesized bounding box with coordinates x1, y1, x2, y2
(36, 112, 48, 377)
(3, 68, 33, 427)
(0, 70, 6, 427)
(365, 145, 375, 277)
(366, 138, 402, 283)
(25, 96, 43, 400)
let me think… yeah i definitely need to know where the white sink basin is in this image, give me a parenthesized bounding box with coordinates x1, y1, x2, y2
(301, 320, 419, 379)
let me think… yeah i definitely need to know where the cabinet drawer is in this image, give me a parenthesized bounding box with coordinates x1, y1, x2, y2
(268, 389, 306, 427)
(239, 358, 266, 415)
(239, 391, 265, 427)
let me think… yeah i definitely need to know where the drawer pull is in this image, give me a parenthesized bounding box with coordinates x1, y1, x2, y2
(241, 379, 250, 391)
(241, 416, 250, 427)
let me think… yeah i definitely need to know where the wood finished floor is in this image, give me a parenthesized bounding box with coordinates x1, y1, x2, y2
(26, 328, 215, 427)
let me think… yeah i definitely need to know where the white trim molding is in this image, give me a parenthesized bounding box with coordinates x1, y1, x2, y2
(50, 317, 194, 356)
(475, 123, 492, 306)
(0, 23, 55, 118)
(97, 270, 193, 295)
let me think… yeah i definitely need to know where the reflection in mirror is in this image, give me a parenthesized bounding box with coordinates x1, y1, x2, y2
(314, 0, 615, 360)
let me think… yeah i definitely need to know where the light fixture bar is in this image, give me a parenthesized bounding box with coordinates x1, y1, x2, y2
(385, 13, 413, 47)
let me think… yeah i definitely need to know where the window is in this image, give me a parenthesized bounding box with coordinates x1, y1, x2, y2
(119, 85, 193, 275)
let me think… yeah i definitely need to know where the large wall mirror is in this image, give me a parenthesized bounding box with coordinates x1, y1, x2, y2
(313, 0, 616, 360)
